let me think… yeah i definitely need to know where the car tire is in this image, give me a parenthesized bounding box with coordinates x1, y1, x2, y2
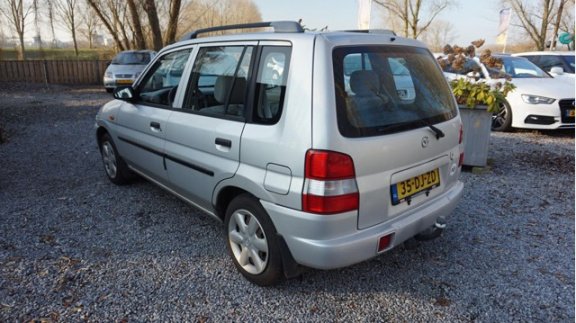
(105, 88, 113, 93)
(492, 101, 513, 132)
(225, 194, 283, 286)
(99, 133, 131, 185)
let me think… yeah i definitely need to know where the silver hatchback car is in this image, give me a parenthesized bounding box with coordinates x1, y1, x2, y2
(96, 21, 464, 286)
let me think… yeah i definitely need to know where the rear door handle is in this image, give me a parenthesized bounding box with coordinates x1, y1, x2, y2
(215, 138, 232, 148)
(150, 121, 161, 132)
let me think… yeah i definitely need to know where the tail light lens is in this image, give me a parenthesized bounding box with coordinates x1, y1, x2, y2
(303, 150, 359, 214)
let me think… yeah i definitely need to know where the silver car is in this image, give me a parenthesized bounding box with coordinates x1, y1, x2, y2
(103, 50, 156, 92)
(96, 21, 464, 286)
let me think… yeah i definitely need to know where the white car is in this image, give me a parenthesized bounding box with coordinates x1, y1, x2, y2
(439, 54, 575, 131)
(513, 51, 575, 79)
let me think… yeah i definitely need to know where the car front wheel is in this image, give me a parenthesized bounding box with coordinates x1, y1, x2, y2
(99, 133, 131, 185)
(225, 194, 283, 286)
(492, 101, 513, 132)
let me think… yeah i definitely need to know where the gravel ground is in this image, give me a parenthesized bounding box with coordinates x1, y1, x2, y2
(0, 83, 574, 322)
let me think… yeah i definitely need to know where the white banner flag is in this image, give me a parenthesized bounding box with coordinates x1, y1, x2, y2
(357, 0, 372, 29)
(496, 8, 511, 45)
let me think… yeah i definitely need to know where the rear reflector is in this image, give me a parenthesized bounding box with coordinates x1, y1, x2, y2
(378, 233, 394, 252)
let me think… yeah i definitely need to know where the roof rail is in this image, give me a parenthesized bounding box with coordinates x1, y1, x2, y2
(179, 21, 304, 41)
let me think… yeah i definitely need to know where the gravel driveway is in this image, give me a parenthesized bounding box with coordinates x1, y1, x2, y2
(0, 83, 574, 322)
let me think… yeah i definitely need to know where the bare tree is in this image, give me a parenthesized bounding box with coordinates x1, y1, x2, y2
(86, 0, 127, 50)
(78, 2, 100, 48)
(373, 0, 454, 39)
(0, 0, 33, 60)
(54, 0, 80, 56)
(420, 19, 457, 52)
(503, 0, 558, 50)
(178, 0, 262, 39)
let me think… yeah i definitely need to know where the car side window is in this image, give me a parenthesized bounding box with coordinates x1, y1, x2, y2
(538, 55, 564, 71)
(253, 46, 291, 124)
(137, 49, 192, 107)
(184, 46, 253, 119)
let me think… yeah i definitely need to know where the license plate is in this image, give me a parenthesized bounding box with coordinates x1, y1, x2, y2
(568, 109, 575, 117)
(391, 169, 440, 205)
(116, 79, 133, 85)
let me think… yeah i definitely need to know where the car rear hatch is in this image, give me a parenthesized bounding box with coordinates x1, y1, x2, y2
(312, 40, 462, 229)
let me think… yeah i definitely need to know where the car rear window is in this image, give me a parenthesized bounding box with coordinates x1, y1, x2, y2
(333, 46, 457, 137)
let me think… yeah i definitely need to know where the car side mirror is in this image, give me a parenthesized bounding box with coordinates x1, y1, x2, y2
(549, 67, 564, 75)
(113, 86, 136, 101)
(466, 71, 481, 80)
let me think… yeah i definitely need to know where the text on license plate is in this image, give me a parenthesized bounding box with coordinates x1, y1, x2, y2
(391, 169, 440, 205)
(117, 79, 133, 85)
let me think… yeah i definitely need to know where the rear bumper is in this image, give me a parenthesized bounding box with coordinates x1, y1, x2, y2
(262, 180, 464, 270)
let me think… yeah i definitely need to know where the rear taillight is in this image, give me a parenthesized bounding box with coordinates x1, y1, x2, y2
(303, 150, 359, 214)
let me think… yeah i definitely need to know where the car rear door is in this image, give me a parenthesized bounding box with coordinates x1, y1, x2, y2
(163, 43, 256, 211)
(326, 45, 462, 229)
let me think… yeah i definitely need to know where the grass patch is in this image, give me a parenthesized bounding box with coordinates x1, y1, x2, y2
(0, 48, 115, 61)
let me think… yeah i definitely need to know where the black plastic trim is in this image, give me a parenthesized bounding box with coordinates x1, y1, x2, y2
(118, 136, 214, 177)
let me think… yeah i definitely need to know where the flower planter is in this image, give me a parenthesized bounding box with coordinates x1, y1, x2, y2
(459, 105, 492, 167)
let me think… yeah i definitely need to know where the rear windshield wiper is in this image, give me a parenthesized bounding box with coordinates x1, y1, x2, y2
(415, 119, 444, 140)
(427, 123, 445, 140)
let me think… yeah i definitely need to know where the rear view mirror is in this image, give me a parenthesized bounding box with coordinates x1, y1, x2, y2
(113, 86, 135, 101)
(549, 67, 564, 75)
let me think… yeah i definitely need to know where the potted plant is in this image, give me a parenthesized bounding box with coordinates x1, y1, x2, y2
(437, 42, 516, 167)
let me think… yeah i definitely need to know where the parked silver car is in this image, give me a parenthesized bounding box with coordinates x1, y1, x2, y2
(103, 50, 156, 92)
(95, 21, 464, 286)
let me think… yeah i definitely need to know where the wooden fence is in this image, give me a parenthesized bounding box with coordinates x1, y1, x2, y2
(0, 60, 108, 85)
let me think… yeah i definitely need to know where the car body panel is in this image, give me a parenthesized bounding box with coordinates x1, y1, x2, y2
(96, 28, 464, 273)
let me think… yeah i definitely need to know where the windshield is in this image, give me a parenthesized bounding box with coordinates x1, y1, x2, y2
(111, 52, 152, 65)
(333, 46, 457, 137)
(496, 56, 551, 79)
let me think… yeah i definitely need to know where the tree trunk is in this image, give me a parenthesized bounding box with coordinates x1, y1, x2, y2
(18, 32, 25, 60)
(127, 0, 146, 49)
(71, 28, 79, 56)
(164, 0, 182, 45)
(550, 0, 566, 50)
(143, 0, 163, 51)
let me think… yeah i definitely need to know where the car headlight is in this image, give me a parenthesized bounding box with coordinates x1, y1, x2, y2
(105, 72, 113, 78)
(521, 95, 556, 104)
(135, 72, 141, 79)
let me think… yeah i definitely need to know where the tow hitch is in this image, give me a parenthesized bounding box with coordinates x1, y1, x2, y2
(414, 217, 446, 241)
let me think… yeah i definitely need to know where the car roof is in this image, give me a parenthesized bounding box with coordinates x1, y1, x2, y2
(162, 21, 426, 53)
(513, 51, 575, 56)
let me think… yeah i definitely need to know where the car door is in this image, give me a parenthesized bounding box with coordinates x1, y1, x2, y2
(164, 43, 255, 211)
(115, 48, 192, 184)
